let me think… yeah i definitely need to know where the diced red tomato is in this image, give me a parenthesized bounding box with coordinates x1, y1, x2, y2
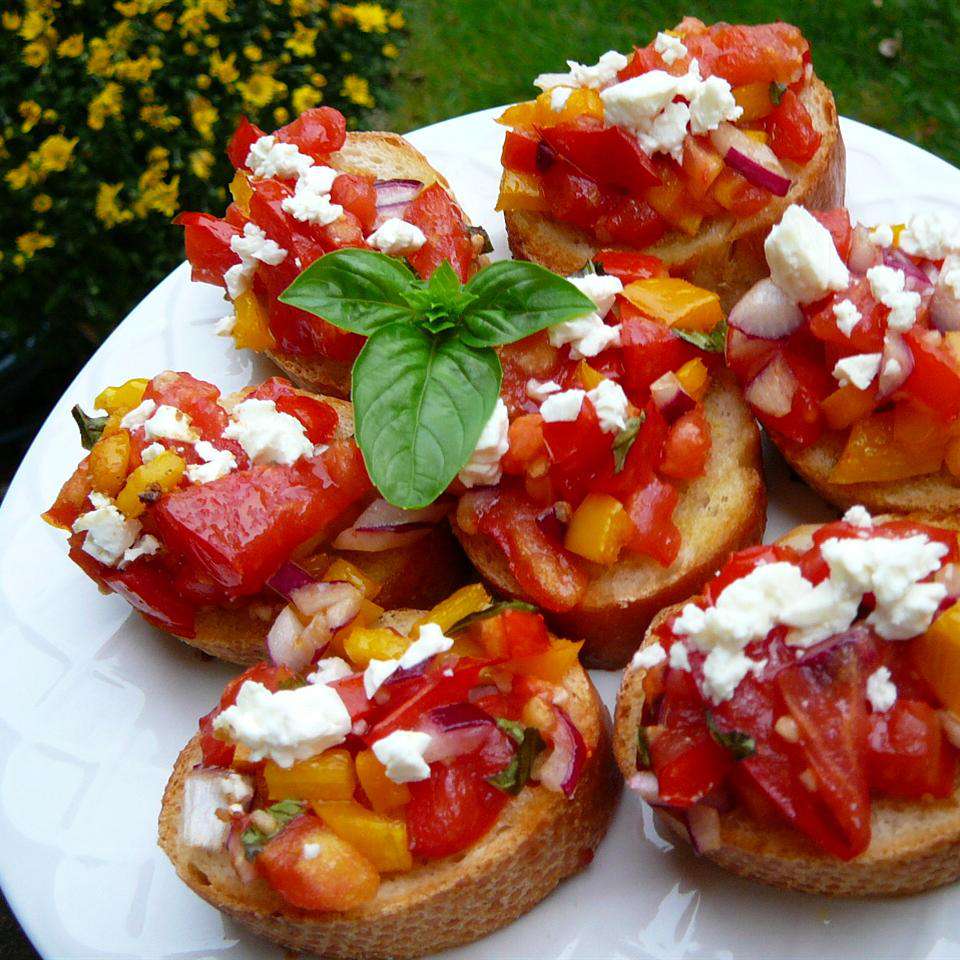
(44, 459, 93, 529)
(501, 130, 540, 175)
(810, 209, 852, 263)
(660, 409, 711, 479)
(594, 399, 668, 497)
(592, 250, 668, 284)
(404, 183, 475, 282)
(593, 196, 668, 248)
(540, 159, 613, 231)
(903, 329, 960, 421)
(620, 305, 699, 399)
(174, 212, 240, 288)
(329, 174, 378, 234)
(227, 116, 267, 170)
(705, 544, 790, 602)
(275, 107, 347, 160)
(806, 276, 886, 353)
(265, 295, 364, 361)
(143, 371, 229, 439)
(623, 474, 680, 566)
(541, 398, 613, 500)
(694, 23, 807, 86)
(477, 609, 551, 659)
(248, 377, 340, 444)
(765, 89, 822, 164)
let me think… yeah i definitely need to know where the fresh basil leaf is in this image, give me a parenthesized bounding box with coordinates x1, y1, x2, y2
(72, 404, 108, 450)
(612, 413, 645, 474)
(447, 600, 538, 635)
(279, 248, 418, 335)
(402, 261, 477, 334)
(673, 320, 727, 353)
(460, 260, 595, 347)
(637, 726, 651, 768)
(352, 323, 502, 508)
(489, 722, 545, 795)
(769, 82, 787, 106)
(240, 799, 305, 859)
(706, 712, 755, 760)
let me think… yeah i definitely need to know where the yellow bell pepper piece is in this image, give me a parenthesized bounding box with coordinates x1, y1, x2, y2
(323, 558, 381, 599)
(621, 279, 723, 333)
(733, 82, 774, 121)
(891, 223, 907, 246)
(912, 601, 960, 714)
(564, 493, 634, 565)
(893, 402, 943, 451)
(676, 358, 710, 401)
(512, 637, 584, 684)
(416, 583, 491, 634)
(264, 750, 357, 802)
(742, 129, 769, 144)
(820, 384, 876, 431)
(355, 749, 411, 813)
(496, 170, 549, 213)
(313, 800, 412, 873)
(232, 290, 277, 351)
(577, 360, 605, 391)
(327, 597, 384, 658)
(94, 378, 149, 418)
(89, 431, 131, 497)
(343, 627, 409, 668)
(115, 450, 185, 518)
(497, 88, 603, 129)
(229, 170, 253, 214)
(497, 99, 537, 127)
(830, 412, 944, 484)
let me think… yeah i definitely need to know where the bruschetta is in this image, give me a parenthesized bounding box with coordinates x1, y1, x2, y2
(727, 206, 960, 517)
(43, 371, 470, 663)
(451, 252, 765, 668)
(496, 18, 844, 311)
(614, 508, 960, 896)
(159, 586, 620, 958)
(176, 107, 486, 398)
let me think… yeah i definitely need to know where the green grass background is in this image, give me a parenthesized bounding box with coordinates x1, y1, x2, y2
(386, 0, 960, 168)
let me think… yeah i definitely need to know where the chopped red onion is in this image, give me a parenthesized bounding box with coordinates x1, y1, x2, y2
(650, 371, 696, 423)
(373, 179, 423, 207)
(266, 561, 315, 601)
(877, 332, 914, 397)
(848, 225, 881, 274)
(744, 353, 797, 418)
(710, 123, 791, 196)
(537, 706, 587, 798)
(729, 279, 804, 340)
(685, 804, 722, 854)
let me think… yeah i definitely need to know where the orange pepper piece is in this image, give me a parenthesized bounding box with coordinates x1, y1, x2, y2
(829, 412, 944, 483)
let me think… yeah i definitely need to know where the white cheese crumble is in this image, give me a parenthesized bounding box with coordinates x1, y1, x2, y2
(866, 665, 898, 713)
(363, 658, 400, 700)
(526, 378, 562, 403)
(689, 75, 743, 135)
(550, 86, 573, 110)
(214, 313, 236, 337)
(372, 729, 433, 783)
(654, 30, 687, 66)
(833, 299, 862, 337)
(458, 398, 510, 488)
(843, 504, 874, 528)
(568, 273, 623, 316)
(898, 211, 960, 260)
(245, 134, 314, 180)
(363, 623, 455, 699)
(764, 205, 850, 304)
(534, 50, 629, 91)
(540, 388, 585, 423)
(144, 404, 199, 443)
(181, 771, 253, 850)
(832, 352, 882, 391)
(869, 224, 894, 248)
(140, 441, 165, 463)
(226, 223, 289, 299)
(306, 656, 354, 686)
(118, 533, 160, 568)
(281, 165, 343, 226)
(223, 397, 314, 466)
(631, 643, 667, 670)
(212, 679, 352, 768)
(548, 313, 621, 359)
(366, 217, 428, 256)
(119, 398, 157, 430)
(186, 440, 238, 485)
(669, 641, 691, 671)
(866, 265, 921, 332)
(588, 379, 630, 434)
(72, 502, 142, 567)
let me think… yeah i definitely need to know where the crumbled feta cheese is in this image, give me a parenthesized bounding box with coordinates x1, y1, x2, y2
(866, 665, 897, 713)
(119, 398, 157, 430)
(764, 205, 850, 304)
(843, 505, 874, 528)
(72, 502, 142, 567)
(833, 299, 862, 337)
(186, 440, 238, 485)
(832, 352, 881, 390)
(119, 533, 160, 569)
(548, 313, 621, 359)
(302, 842, 321, 860)
(866, 265, 920, 332)
(89, 491, 113, 509)
(688, 74, 743, 135)
(637, 100, 691, 163)
(281, 165, 344, 226)
(223, 397, 314, 466)
(879, 355, 903, 395)
(213, 680, 351, 768)
(631, 643, 666, 670)
(526, 378, 562, 403)
(372, 730, 433, 783)
(550, 86, 573, 110)
(307, 657, 353, 686)
(534, 50, 629, 91)
(587, 379, 629, 434)
(224, 262, 253, 300)
(364, 658, 400, 699)
(226, 223, 289, 299)
(366, 217, 428, 256)
(540, 388, 585, 423)
(568, 273, 623, 317)
(869, 224, 894, 248)
(601, 70, 681, 130)
(400, 622, 454, 668)
(941, 255, 960, 299)
(654, 31, 687, 66)
(140, 442, 165, 463)
(669, 641, 691, 671)
(245, 134, 314, 180)
(144, 404, 199, 443)
(898, 211, 960, 260)
(458, 398, 510, 488)
(214, 313, 236, 337)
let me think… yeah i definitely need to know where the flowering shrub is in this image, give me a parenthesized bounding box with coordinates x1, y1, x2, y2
(0, 0, 404, 461)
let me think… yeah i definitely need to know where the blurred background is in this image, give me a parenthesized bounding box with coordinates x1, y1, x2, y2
(0, 0, 959, 955)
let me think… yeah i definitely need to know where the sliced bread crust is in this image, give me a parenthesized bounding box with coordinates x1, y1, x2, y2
(452, 371, 766, 669)
(159, 660, 621, 958)
(612, 524, 960, 897)
(504, 74, 845, 312)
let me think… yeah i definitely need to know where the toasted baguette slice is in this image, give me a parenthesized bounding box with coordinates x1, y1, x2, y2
(452, 370, 766, 669)
(266, 131, 485, 398)
(158, 632, 622, 959)
(613, 523, 960, 897)
(504, 75, 845, 312)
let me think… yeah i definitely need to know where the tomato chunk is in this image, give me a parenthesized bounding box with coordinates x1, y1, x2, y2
(765, 89, 822, 164)
(174, 212, 240, 288)
(404, 183, 475, 282)
(276, 107, 347, 160)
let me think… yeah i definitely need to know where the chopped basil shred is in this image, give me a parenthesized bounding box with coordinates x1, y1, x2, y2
(673, 320, 727, 353)
(637, 726, 651, 768)
(447, 600, 537, 635)
(613, 413, 646, 473)
(769, 82, 787, 106)
(488, 718, 545, 795)
(240, 799, 305, 859)
(71, 404, 108, 450)
(706, 712, 755, 760)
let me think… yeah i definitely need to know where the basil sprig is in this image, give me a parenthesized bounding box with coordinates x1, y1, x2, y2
(488, 718, 545, 795)
(612, 413, 645, 473)
(281, 251, 593, 509)
(673, 320, 727, 354)
(706, 712, 755, 760)
(71, 404, 108, 450)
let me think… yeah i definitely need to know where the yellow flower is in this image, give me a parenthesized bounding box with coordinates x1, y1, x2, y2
(273, 106, 290, 125)
(342, 73, 374, 108)
(140, 105, 181, 130)
(196, 73, 211, 89)
(183, 40, 199, 55)
(88, 83, 124, 130)
(42, 108, 58, 122)
(178, 0, 229, 36)
(147, 145, 170, 166)
(353, 3, 390, 33)
(95, 182, 134, 228)
(23, 41, 49, 68)
(16, 232, 55, 258)
(204, 35, 220, 49)
(86, 38, 114, 76)
(57, 34, 84, 57)
(341, 50, 353, 61)
(106, 20, 135, 52)
(132, 172, 180, 218)
(189, 148, 215, 179)
(37, 134, 78, 173)
(6, 163, 37, 190)
(114, 54, 163, 82)
(138, 85, 156, 103)
(236, 72, 287, 109)
(153, 11, 173, 30)
(189, 95, 219, 141)
(292, 84, 322, 114)
(3, 11, 22, 30)
(289, 0, 322, 14)
(18, 100, 42, 132)
(285, 21, 317, 57)
(19, 10, 47, 41)
(310, 72, 327, 87)
(32, 193, 53, 213)
(382, 42, 398, 58)
(387, 9, 404, 28)
(243, 44, 263, 61)
(209, 50, 239, 84)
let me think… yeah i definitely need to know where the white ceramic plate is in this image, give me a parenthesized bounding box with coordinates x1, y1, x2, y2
(4, 107, 960, 960)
